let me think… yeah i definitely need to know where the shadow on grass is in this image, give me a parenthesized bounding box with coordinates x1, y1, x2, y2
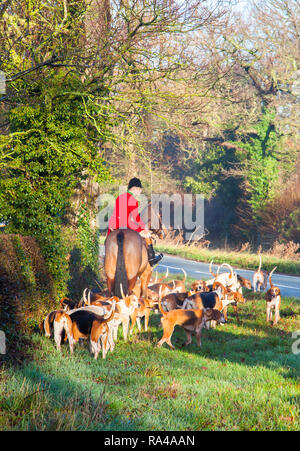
(15, 356, 144, 431)
(10, 319, 299, 431)
(8, 295, 298, 431)
(139, 312, 300, 381)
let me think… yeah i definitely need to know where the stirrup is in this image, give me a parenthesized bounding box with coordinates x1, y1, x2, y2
(148, 253, 163, 267)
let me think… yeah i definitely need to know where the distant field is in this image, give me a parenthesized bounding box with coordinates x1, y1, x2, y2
(1, 291, 300, 431)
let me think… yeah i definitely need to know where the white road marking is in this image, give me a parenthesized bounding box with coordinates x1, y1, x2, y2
(276, 283, 300, 290)
(195, 270, 211, 276)
(158, 264, 183, 271)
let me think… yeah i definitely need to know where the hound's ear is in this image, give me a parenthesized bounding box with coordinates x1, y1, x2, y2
(212, 309, 222, 321)
(204, 308, 213, 319)
(240, 293, 246, 302)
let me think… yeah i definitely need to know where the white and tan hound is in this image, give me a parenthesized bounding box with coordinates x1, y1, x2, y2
(265, 267, 281, 325)
(253, 255, 269, 292)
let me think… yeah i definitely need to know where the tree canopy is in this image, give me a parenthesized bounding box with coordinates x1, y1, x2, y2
(0, 0, 299, 257)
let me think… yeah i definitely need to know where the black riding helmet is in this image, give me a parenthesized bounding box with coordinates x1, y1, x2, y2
(128, 177, 142, 190)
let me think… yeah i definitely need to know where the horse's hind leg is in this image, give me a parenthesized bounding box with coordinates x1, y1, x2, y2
(107, 277, 114, 296)
(140, 265, 152, 297)
(128, 276, 138, 295)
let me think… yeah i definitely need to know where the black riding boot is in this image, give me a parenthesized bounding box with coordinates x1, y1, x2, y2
(147, 243, 163, 267)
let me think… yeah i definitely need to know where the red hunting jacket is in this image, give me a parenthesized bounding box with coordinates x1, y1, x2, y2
(107, 191, 146, 237)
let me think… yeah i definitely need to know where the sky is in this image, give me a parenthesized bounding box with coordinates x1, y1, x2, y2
(231, 0, 253, 16)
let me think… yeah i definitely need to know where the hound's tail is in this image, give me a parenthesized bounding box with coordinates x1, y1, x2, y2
(209, 260, 217, 278)
(103, 300, 116, 322)
(181, 268, 187, 282)
(258, 254, 262, 272)
(59, 297, 71, 308)
(114, 231, 128, 298)
(83, 288, 91, 306)
(219, 263, 234, 280)
(44, 312, 54, 337)
(39, 320, 44, 334)
(157, 267, 168, 283)
(268, 266, 277, 287)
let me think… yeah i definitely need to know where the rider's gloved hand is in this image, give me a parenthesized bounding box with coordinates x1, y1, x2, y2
(140, 229, 151, 238)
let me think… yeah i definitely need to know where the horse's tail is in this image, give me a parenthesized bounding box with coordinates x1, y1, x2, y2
(114, 231, 128, 298)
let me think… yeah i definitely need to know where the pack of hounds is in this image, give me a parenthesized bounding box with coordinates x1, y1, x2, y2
(41, 255, 281, 360)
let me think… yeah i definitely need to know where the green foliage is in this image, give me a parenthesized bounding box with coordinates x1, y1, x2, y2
(77, 207, 99, 272)
(184, 110, 282, 213)
(183, 144, 243, 240)
(233, 109, 281, 215)
(11, 235, 36, 290)
(184, 145, 241, 201)
(0, 72, 110, 288)
(184, 146, 223, 196)
(278, 208, 300, 243)
(65, 215, 101, 302)
(183, 109, 290, 241)
(0, 234, 56, 354)
(0, 223, 102, 355)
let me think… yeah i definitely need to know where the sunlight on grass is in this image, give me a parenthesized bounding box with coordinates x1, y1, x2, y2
(1, 293, 299, 430)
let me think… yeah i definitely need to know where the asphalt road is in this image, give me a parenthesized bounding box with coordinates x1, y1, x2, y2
(100, 246, 300, 298)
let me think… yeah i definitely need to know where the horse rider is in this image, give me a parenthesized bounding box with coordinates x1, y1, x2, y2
(107, 177, 163, 267)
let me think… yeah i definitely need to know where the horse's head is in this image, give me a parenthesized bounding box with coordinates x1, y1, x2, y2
(151, 226, 167, 240)
(140, 201, 167, 240)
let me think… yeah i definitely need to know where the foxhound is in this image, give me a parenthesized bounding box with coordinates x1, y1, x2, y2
(265, 267, 281, 325)
(253, 255, 269, 292)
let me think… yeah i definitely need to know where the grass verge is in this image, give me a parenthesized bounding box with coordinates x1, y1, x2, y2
(153, 243, 300, 276)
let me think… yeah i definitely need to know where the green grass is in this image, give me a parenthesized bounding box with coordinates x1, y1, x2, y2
(154, 243, 300, 276)
(1, 292, 300, 430)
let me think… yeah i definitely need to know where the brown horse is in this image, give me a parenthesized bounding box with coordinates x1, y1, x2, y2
(104, 201, 166, 298)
